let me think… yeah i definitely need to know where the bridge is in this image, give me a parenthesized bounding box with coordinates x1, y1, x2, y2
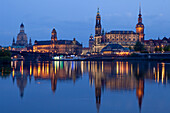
(11, 51, 79, 61)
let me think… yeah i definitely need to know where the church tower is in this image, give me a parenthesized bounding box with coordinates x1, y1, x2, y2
(51, 28, 57, 43)
(12, 37, 15, 46)
(29, 38, 32, 46)
(89, 34, 94, 49)
(95, 8, 102, 36)
(136, 4, 144, 42)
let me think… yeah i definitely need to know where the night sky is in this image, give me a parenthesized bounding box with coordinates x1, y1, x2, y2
(0, 0, 170, 47)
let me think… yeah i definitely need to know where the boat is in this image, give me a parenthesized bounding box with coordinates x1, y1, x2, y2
(52, 55, 86, 61)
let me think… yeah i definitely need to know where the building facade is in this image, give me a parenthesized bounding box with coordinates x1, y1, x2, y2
(136, 6, 145, 42)
(12, 23, 32, 51)
(89, 34, 94, 49)
(33, 28, 82, 55)
(92, 6, 144, 53)
(105, 31, 139, 48)
(144, 37, 170, 52)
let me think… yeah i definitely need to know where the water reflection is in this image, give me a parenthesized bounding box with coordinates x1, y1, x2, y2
(4, 61, 170, 112)
(0, 63, 11, 78)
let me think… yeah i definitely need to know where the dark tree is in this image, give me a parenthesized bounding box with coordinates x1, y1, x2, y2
(159, 47, 163, 51)
(164, 45, 170, 51)
(134, 41, 145, 52)
(155, 47, 159, 52)
(129, 46, 132, 50)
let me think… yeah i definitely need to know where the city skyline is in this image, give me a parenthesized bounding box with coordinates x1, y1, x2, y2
(1, 0, 170, 46)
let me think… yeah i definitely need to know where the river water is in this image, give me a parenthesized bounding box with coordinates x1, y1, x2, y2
(0, 61, 170, 113)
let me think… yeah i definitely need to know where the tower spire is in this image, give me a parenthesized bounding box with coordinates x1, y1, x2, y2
(29, 37, 32, 45)
(139, 2, 141, 14)
(136, 2, 145, 42)
(12, 37, 15, 46)
(95, 8, 102, 36)
(97, 8, 100, 14)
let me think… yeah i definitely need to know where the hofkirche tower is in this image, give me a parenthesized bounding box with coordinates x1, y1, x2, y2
(51, 27, 57, 43)
(95, 8, 102, 36)
(136, 5, 145, 42)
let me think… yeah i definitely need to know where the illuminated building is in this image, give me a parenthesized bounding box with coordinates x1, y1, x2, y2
(95, 8, 102, 37)
(12, 23, 32, 52)
(144, 37, 170, 53)
(16, 23, 28, 46)
(105, 31, 139, 48)
(136, 5, 145, 42)
(89, 34, 94, 49)
(100, 44, 130, 55)
(93, 8, 106, 53)
(81, 47, 90, 55)
(33, 28, 82, 55)
(92, 5, 144, 53)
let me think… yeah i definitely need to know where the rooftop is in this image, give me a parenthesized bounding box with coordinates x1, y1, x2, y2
(107, 31, 137, 34)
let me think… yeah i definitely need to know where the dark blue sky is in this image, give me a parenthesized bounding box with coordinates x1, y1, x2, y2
(0, 0, 170, 47)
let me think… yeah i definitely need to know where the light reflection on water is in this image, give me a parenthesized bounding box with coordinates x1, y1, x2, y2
(0, 61, 170, 113)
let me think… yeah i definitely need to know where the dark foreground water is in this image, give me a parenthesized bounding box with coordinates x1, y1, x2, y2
(0, 61, 170, 113)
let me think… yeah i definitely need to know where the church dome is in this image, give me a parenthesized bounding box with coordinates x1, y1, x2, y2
(20, 23, 24, 28)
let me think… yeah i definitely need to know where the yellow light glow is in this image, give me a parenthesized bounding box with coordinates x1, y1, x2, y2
(102, 61, 103, 72)
(162, 63, 165, 84)
(38, 63, 41, 76)
(116, 61, 119, 75)
(157, 63, 159, 83)
(30, 63, 32, 75)
(12, 68, 15, 77)
(47, 63, 49, 75)
(21, 61, 23, 75)
(126, 62, 128, 75)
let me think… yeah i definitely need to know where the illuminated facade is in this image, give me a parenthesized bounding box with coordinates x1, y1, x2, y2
(33, 28, 82, 55)
(12, 23, 32, 52)
(136, 5, 145, 42)
(89, 34, 94, 49)
(101, 44, 130, 55)
(92, 6, 144, 53)
(105, 31, 139, 48)
(144, 37, 170, 52)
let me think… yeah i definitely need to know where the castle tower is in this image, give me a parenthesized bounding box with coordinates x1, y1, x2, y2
(136, 4, 145, 42)
(89, 34, 94, 49)
(51, 28, 57, 43)
(95, 8, 102, 36)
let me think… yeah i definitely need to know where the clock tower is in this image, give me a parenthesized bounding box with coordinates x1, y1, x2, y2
(95, 8, 102, 36)
(136, 5, 144, 42)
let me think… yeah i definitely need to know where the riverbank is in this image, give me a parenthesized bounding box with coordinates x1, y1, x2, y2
(0, 50, 11, 64)
(50, 53, 170, 61)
